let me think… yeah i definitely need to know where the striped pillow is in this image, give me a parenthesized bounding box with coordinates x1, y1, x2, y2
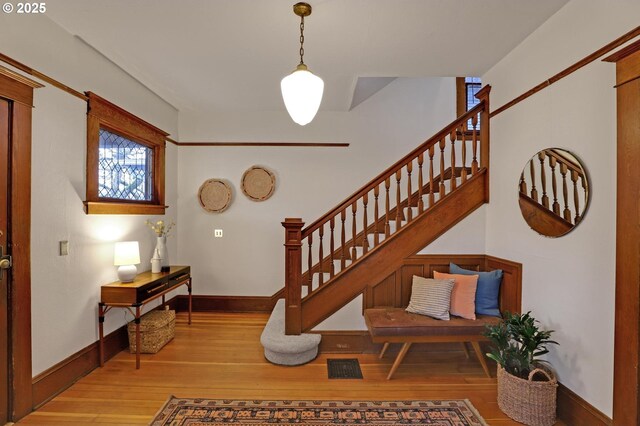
(405, 276, 455, 320)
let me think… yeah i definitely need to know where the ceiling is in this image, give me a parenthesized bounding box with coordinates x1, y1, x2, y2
(46, 0, 568, 113)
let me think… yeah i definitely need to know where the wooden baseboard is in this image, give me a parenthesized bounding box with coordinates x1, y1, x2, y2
(31, 324, 127, 409)
(177, 294, 279, 312)
(557, 383, 612, 426)
(31, 297, 179, 410)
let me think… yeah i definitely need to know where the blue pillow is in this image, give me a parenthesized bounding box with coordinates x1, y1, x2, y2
(449, 263, 502, 317)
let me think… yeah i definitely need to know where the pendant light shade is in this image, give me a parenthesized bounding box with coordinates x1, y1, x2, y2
(281, 3, 324, 126)
(281, 64, 324, 126)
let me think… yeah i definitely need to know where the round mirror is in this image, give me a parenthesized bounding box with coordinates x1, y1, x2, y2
(518, 148, 589, 237)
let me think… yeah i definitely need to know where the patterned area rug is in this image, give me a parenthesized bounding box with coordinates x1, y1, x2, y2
(150, 398, 488, 425)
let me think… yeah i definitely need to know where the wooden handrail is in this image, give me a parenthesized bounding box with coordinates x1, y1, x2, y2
(491, 25, 640, 117)
(301, 95, 488, 238)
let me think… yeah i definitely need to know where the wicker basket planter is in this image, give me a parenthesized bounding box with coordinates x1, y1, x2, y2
(128, 309, 175, 354)
(497, 365, 558, 426)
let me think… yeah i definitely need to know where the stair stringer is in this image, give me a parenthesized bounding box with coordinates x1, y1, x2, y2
(299, 169, 487, 332)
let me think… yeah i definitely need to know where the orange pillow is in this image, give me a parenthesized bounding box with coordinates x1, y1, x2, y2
(434, 271, 478, 320)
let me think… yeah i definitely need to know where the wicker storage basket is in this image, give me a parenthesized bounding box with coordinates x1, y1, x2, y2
(497, 365, 558, 426)
(128, 309, 175, 354)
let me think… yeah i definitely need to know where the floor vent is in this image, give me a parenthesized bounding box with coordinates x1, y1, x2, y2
(327, 358, 363, 379)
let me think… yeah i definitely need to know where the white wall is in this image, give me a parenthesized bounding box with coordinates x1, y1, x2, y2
(176, 78, 485, 303)
(482, 0, 640, 416)
(0, 14, 180, 376)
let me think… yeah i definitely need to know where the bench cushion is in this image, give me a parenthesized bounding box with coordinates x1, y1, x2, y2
(365, 308, 501, 338)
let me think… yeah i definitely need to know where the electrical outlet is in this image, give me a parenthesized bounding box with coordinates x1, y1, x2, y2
(214, 229, 223, 238)
(59, 240, 69, 256)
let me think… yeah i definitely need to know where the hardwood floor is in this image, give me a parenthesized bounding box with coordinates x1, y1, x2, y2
(18, 312, 556, 425)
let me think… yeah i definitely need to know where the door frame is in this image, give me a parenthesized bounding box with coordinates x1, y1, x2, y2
(0, 65, 42, 420)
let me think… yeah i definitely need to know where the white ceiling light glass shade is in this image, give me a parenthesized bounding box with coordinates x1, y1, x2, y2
(281, 64, 324, 126)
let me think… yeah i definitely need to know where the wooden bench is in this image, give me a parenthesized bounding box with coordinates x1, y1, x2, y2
(364, 307, 502, 380)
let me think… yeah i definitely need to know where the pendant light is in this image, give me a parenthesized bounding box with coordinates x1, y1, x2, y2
(281, 2, 324, 126)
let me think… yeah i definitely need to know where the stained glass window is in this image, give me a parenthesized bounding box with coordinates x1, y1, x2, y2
(98, 129, 153, 201)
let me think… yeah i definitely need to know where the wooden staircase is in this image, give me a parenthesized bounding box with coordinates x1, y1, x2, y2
(283, 85, 492, 334)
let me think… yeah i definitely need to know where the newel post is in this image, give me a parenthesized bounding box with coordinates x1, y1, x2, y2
(282, 218, 304, 335)
(475, 84, 492, 202)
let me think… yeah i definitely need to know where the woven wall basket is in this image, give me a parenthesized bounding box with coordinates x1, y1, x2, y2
(198, 179, 232, 213)
(497, 365, 558, 426)
(241, 166, 276, 201)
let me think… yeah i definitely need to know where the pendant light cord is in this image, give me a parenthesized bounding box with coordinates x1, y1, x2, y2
(299, 15, 305, 65)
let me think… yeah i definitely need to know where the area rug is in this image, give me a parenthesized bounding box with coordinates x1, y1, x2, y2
(150, 398, 488, 425)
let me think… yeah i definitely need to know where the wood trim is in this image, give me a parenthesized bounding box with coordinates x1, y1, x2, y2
(557, 383, 612, 426)
(9, 98, 34, 421)
(491, 25, 640, 117)
(31, 325, 128, 409)
(175, 142, 350, 148)
(83, 201, 169, 215)
(85, 92, 167, 215)
(607, 45, 640, 426)
(31, 296, 179, 410)
(455, 77, 466, 117)
(0, 66, 43, 107)
(177, 295, 279, 312)
(0, 52, 86, 101)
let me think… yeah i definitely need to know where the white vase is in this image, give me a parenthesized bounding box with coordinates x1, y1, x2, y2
(155, 236, 169, 270)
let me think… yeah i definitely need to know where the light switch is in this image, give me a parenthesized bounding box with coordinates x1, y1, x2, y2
(214, 229, 223, 238)
(59, 240, 69, 256)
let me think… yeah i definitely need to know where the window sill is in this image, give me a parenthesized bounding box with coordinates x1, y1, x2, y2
(83, 201, 167, 215)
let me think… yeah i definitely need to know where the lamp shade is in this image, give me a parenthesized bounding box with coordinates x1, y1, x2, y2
(281, 64, 324, 126)
(114, 241, 140, 266)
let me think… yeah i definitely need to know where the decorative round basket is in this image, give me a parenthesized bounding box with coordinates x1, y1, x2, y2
(241, 166, 276, 201)
(198, 179, 232, 213)
(497, 365, 558, 426)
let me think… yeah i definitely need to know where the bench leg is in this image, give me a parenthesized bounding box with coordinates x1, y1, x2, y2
(379, 342, 390, 359)
(470, 341, 491, 378)
(461, 342, 470, 359)
(386, 342, 412, 380)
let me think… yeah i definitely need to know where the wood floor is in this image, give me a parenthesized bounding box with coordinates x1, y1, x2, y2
(18, 312, 555, 425)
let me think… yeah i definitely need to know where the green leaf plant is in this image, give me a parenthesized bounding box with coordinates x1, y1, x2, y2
(484, 311, 558, 379)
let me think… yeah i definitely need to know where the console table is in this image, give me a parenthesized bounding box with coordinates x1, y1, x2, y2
(98, 265, 192, 369)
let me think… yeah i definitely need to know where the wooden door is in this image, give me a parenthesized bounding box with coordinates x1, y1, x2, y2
(0, 98, 10, 423)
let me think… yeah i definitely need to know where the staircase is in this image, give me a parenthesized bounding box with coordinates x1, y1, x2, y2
(282, 85, 492, 335)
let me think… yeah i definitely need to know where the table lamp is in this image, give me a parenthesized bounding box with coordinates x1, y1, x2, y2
(114, 241, 140, 282)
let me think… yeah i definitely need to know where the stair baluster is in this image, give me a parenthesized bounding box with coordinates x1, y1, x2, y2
(572, 170, 580, 224)
(461, 124, 468, 184)
(362, 193, 369, 254)
(418, 154, 424, 213)
(318, 224, 324, 286)
(428, 146, 435, 207)
(395, 170, 402, 229)
(471, 115, 479, 174)
(406, 162, 413, 221)
(351, 201, 357, 260)
(439, 139, 446, 197)
(450, 130, 457, 191)
(549, 156, 560, 215)
(329, 218, 335, 278)
(340, 210, 346, 268)
(385, 178, 391, 238)
(539, 151, 549, 209)
(529, 160, 538, 202)
(561, 163, 571, 222)
(373, 185, 380, 246)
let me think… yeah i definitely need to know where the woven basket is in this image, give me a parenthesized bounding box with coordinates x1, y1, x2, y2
(128, 310, 175, 354)
(497, 365, 557, 426)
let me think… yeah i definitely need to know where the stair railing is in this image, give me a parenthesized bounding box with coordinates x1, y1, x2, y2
(283, 85, 491, 335)
(519, 148, 587, 225)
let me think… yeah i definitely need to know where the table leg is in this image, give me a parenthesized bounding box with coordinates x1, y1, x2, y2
(461, 342, 470, 359)
(188, 278, 192, 325)
(379, 342, 390, 359)
(135, 304, 141, 369)
(471, 341, 491, 378)
(98, 303, 105, 367)
(386, 342, 412, 380)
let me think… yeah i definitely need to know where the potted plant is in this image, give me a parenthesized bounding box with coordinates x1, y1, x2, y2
(484, 311, 559, 426)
